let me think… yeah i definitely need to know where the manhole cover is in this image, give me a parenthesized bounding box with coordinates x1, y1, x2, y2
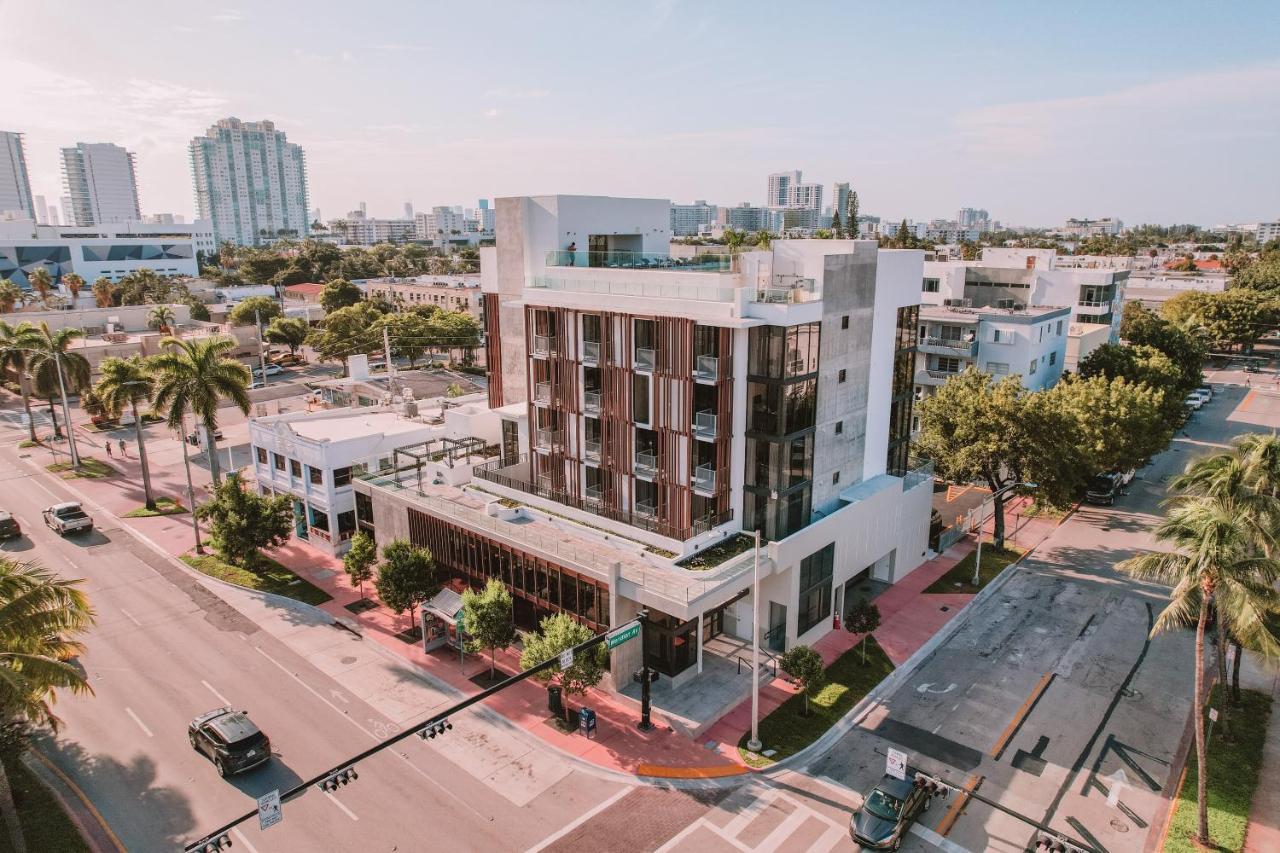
(1110, 819, 1129, 832)
(341, 655, 357, 665)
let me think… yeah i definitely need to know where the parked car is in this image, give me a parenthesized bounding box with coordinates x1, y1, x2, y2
(849, 774, 931, 850)
(188, 708, 271, 777)
(186, 427, 225, 446)
(248, 379, 266, 390)
(269, 352, 304, 366)
(1084, 470, 1133, 506)
(254, 363, 285, 377)
(1196, 385, 1214, 402)
(0, 511, 21, 539)
(1183, 393, 1204, 411)
(42, 502, 93, 535)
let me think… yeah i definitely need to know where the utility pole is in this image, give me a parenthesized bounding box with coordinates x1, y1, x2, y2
(180, 413, 204, 555)
(747, 529, 763, 752)
(255, 309, 268, 385)
(383, 324, 397, 394)
(53, 351, 80, 468)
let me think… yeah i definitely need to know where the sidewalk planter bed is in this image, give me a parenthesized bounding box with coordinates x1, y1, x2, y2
(1164, 684, 1272, 853)
(46, 458, 116, 479)
(122, 497, 187, 517)
(1, 755, 90, 853)
(181, 554, 333, 606)
(738, 636, 895, 768)
(677, 533, 755, 571)
(924, 545, 1024, 594)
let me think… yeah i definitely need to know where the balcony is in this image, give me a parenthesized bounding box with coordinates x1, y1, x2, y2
(545, 249, 736, 272)
(915, 368, 961, 386)
(693, 465, 716, 495)
(582, 340, 600, 365)
(583, 390, 602, 415)
(918, 337, 978, 357)
(634, 450, 658, 479)
(534, 428, 562, 452)
(694, 354, 719, 383)
(534, 381, 551, 406)
(635, 347, 655, 373)
(693, 410, 717, 441)
(753, 276, 820, 304)
(634, 500, 657, 519)
(585, 484, 603, 504)
(532, 334, 556, 358)
(584, 439, 601, 463)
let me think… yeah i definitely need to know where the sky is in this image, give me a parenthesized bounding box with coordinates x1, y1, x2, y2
(2, 0, 1277, 228)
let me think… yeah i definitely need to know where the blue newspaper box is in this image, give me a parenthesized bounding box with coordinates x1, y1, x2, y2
(579, 707, 597, 738)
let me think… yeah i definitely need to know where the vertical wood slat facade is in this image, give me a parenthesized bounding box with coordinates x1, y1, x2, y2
(483, 293, 503, 408)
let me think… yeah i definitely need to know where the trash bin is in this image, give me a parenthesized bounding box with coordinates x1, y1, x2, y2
(547, 685, 563, 717)
(579, 708, 597, 738)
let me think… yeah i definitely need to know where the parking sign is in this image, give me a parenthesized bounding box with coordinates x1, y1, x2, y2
(258, 789, 282, 830)
(886, 748, 907, 781)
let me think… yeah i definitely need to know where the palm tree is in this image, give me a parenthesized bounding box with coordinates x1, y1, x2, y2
(61, 273, 85, 305)
(147, 305, 176, 334)
(95, 357, 157, 510)
(91, 277, 113, 308)
(0, 322, 40, 442)
(1118, 498, 1280, 848)
(27, 268, 53, 307)
(148, 336, 250, 486)
(27, 323, 90, 442)
(0, 282, 21, 314)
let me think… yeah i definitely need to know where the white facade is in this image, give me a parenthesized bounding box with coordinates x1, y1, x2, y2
(60, 142, 141, 226)
(359, 275, 483, 320)
(1066, 322, 1112, 372)
(0, 220, 213, 289)
(327, 215, 417, 245)
(0, 132, 34, 220)
(1060, 217, 1123, 237)
(1257, 222, 1280, 244)
(766, 171, 801, 207)
(190, 118, 310, 247)
(670, 200, 718, 236)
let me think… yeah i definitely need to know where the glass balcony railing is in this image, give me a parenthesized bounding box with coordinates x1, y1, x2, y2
(534, 428, 562, 450)
(582, 340, 600, 364)
(694, 354, 719, 382)
(534, 381, 551, 405)
(753, 277, 820, 304)
(635, 347, 655, 373)
(585, 484, 603, 503)
(693, 465, 716, 494)
(584, 439, 601, 462)
(583, 390, 602, 414)
(634, 500, 657, 519)
(634, 451, 657, 477)
(546, 249, 736, 272)
(532, 334, 556, 357)
(694, 410, 717, 440)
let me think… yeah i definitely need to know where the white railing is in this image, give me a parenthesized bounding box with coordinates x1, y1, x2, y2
(582, 340, 600, 363)
(694, 410, 717, 439)
(695, 354, 719, 381)
(635, 347, 655, 373)
(583, 390, 602, 414)
(693, 465, 716, 493)
(752, 277, 820, 304)
(528, 276, 738, 304)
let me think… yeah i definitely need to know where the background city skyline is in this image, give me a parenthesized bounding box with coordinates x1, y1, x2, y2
(1, 0, 1277, 226)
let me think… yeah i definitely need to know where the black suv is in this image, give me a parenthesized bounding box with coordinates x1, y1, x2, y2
(188, 708, 271, 777)
(850, 774, 930, 850)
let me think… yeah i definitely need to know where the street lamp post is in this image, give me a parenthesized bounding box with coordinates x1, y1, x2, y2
(972, 481, 1037, 587)
(747, 529, 763, 753)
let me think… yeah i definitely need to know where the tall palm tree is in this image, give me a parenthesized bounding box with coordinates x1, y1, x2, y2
(0, 322, 41, 442)
(147, 305, 176, 334)
(61, 273, 85, 305)
(27, 324, 90, 441)
(1119, 497, 1280, 848)
(27, 268, 53, 308)
(91, 277, 114, 308)
(95, 357, 157, 510)
(0, 282, 21, 314)
(149, 336, 250, 486)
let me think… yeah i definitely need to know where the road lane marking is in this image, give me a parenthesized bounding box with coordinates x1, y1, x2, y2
(125, 707, 154, 738)
(935, 774, 982, 837)
(990, 671, 1055, 760)
(231, 829, 262, 853)
(323, 791, 359, 821)
(910, 823, 974, 853)
(524, 786, 631, 853)
(118, 608, 142, 627)
(202, 680, 232, 706)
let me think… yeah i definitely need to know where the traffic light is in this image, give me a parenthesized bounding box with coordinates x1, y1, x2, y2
(912, 772, 950, 799)
(417, 719, 452, 740)
(194, 834, 232, 852)
(317, 766, 358, 792)
(1034, 832, 1087, 852)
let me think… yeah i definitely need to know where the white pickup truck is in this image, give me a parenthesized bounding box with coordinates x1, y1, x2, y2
(43, 502, 94, 536)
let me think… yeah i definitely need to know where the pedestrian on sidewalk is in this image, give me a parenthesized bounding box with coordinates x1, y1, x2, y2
(118, 438, 127, 457)
(105, 442, 113, 458)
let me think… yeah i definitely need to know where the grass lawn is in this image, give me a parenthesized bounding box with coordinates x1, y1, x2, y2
(924, 545, 1024, 594)
(0, 756, 89, 853)
(738, 636, 894, 768)
(46, 458, 116, 479)
(1163, 685, 1272, 853)
(122, 497, 187, 517)
(16, 439, 39, 449)
(182, 554, 332, 606)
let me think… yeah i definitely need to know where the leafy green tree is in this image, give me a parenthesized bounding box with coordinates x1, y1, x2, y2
(147, 305, 176, 332)
(197, 474, 293, 567)
(374, 540, 440, 631)
(846, 191, 860, 238)
(264, 316, 309, 356)
(914, 370, 1086, 545)
(895, 219, 912, 248)
(753, 230, 772, 250)
(519, 613, 607, 719)
(724, 229, 746, 252)
(227, 295, 282, 327)
(779, 645, 826, 716)
(114, 269, 191, 306)
(1121, 302, 1205, 394)
(236, 249, 288, 285)
(343, 532, 377, 600)
(1231, 256, 1280, 292)
(1118, 497, 1280, 848)
(94, 356, 157, 510)
(845, 599, 882, 664)
(184, 298, 211, 322)
(0, 282, 20, 314)
(373, 311, 430, 367)
(308, 302, 384, 368)
(320, 278, 364, 313)
(1161, 289, 1280, 352)
(461, 578, 516, 679)
(428, 310, 481, 360)
(27, 323, 90, 440)
(0, 321, 41, 442)
(148, 336, 251, 485)
(1078, 343, 1187, 423)
(829, 207, 843, 239)
(1045, 375, 1171, 474)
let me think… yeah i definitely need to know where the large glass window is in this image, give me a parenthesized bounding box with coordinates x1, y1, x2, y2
(633, 374, 650, 424)
(797, 544, 834, 635)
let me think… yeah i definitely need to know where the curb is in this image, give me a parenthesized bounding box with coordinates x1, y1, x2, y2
(22, 749, 125, 853)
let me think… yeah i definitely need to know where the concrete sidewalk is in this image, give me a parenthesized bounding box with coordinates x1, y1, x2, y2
(1242, 652, 1280, 853)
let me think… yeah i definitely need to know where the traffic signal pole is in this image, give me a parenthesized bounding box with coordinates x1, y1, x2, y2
(185, 618, 644, 852)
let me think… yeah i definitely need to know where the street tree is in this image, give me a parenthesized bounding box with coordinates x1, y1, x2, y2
(1231, 255, 1280, 292)
(308, 302, 384, 368)
(520, 613, 607, 721)
(374, 539, 439, 632)
(148, 336, 251, 485)
(779, 645, 826, 716)
(227, 295, 282, 327)
(0, 321, 41, 442)
(94, 356, 158, 510)
(27, 267, 53, 306)
(846, 191, 860, 238)
(1044, 374, 1171, 475)
(235, 249, 288, 285)
(461, 578, 516, 679)
(197, 474, 293, 568)
(342, 531, 377, 600)
(1161, 289, 1280, 353)
(263, 316, 309, 357)
(27, 323, 91, 440)
(1120, 302, 1205, 393)
(372, 311, 430, 367)
(845, 599, 882, 664)
(319, 278, 364, 313)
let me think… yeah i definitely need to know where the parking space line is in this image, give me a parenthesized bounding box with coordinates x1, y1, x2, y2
(910, 823, 974, 853)
(118, 608, 142, 627)
(323, 791, 359, 821)
(202, 680, 232, 706)
(231, 829, 262, 853)
(124, 707, 154, 738)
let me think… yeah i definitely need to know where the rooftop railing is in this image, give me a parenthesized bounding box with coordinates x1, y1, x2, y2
(634, 450, 657, 477)
(529, 276, 737, 303)
(752, 277, 820, 304)
(546, 249, 737, 272)
(693, 465, 717, 494)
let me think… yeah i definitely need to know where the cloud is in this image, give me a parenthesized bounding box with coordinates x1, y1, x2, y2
(370, 43, 428, 53)
(211, 9, 244, 23)
(484, 108, 501, 119)
(484, 87, 552, 100)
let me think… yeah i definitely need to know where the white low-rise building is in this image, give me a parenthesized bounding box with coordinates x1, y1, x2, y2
(0, 219, 214, 289)
(359, 275, 483, 322)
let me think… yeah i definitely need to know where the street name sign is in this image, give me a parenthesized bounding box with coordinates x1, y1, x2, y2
(607, 623, 640, 649)
(559, 649, 574, 669)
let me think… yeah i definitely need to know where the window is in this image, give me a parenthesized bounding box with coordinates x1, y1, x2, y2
(309, 465, 323, 485)
(838, 369, 847, 383)
(290, 459, 301, 477)
(632, 374, 650, 425)
(1056, 320, 1063, 336)
(835, 421, 843, 435)
(936, 357, 961, 373)
(1039, 326, 1045, 342)
(992, 328, 1004, 343)
(923, 278, 940, 293)
(797, 544, 834, 635)
(1049, 351, 1057, 366)
(841, 315, 849, 330)
(832, 471, 840, 485)
(986, 361, 1010, 375)
(1029, 359, 1038, 375)
(256, 446, 267, 464)
(334, 467, 352, 487)
(273, 453, 285, 471)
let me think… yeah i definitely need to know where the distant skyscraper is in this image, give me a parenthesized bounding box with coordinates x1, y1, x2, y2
(34, 195, 49, 224)
(957, 208, 990, 229)
(831, 183, 850, 225)
(61, 142, 142, 226)
(59, 196, 73, 222)
(47, 205, 60, 226)
(190, 118, 309, 246)
(766, 170, 801, 207)
(0, 131, 35, 220)
(404, 202, 414, 220)
(477, 199, 494, 232)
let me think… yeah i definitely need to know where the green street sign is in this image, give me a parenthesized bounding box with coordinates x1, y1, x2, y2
(607, 623, 641, 649)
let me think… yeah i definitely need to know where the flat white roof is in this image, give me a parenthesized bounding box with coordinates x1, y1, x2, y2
(287, 411, 433, 443)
